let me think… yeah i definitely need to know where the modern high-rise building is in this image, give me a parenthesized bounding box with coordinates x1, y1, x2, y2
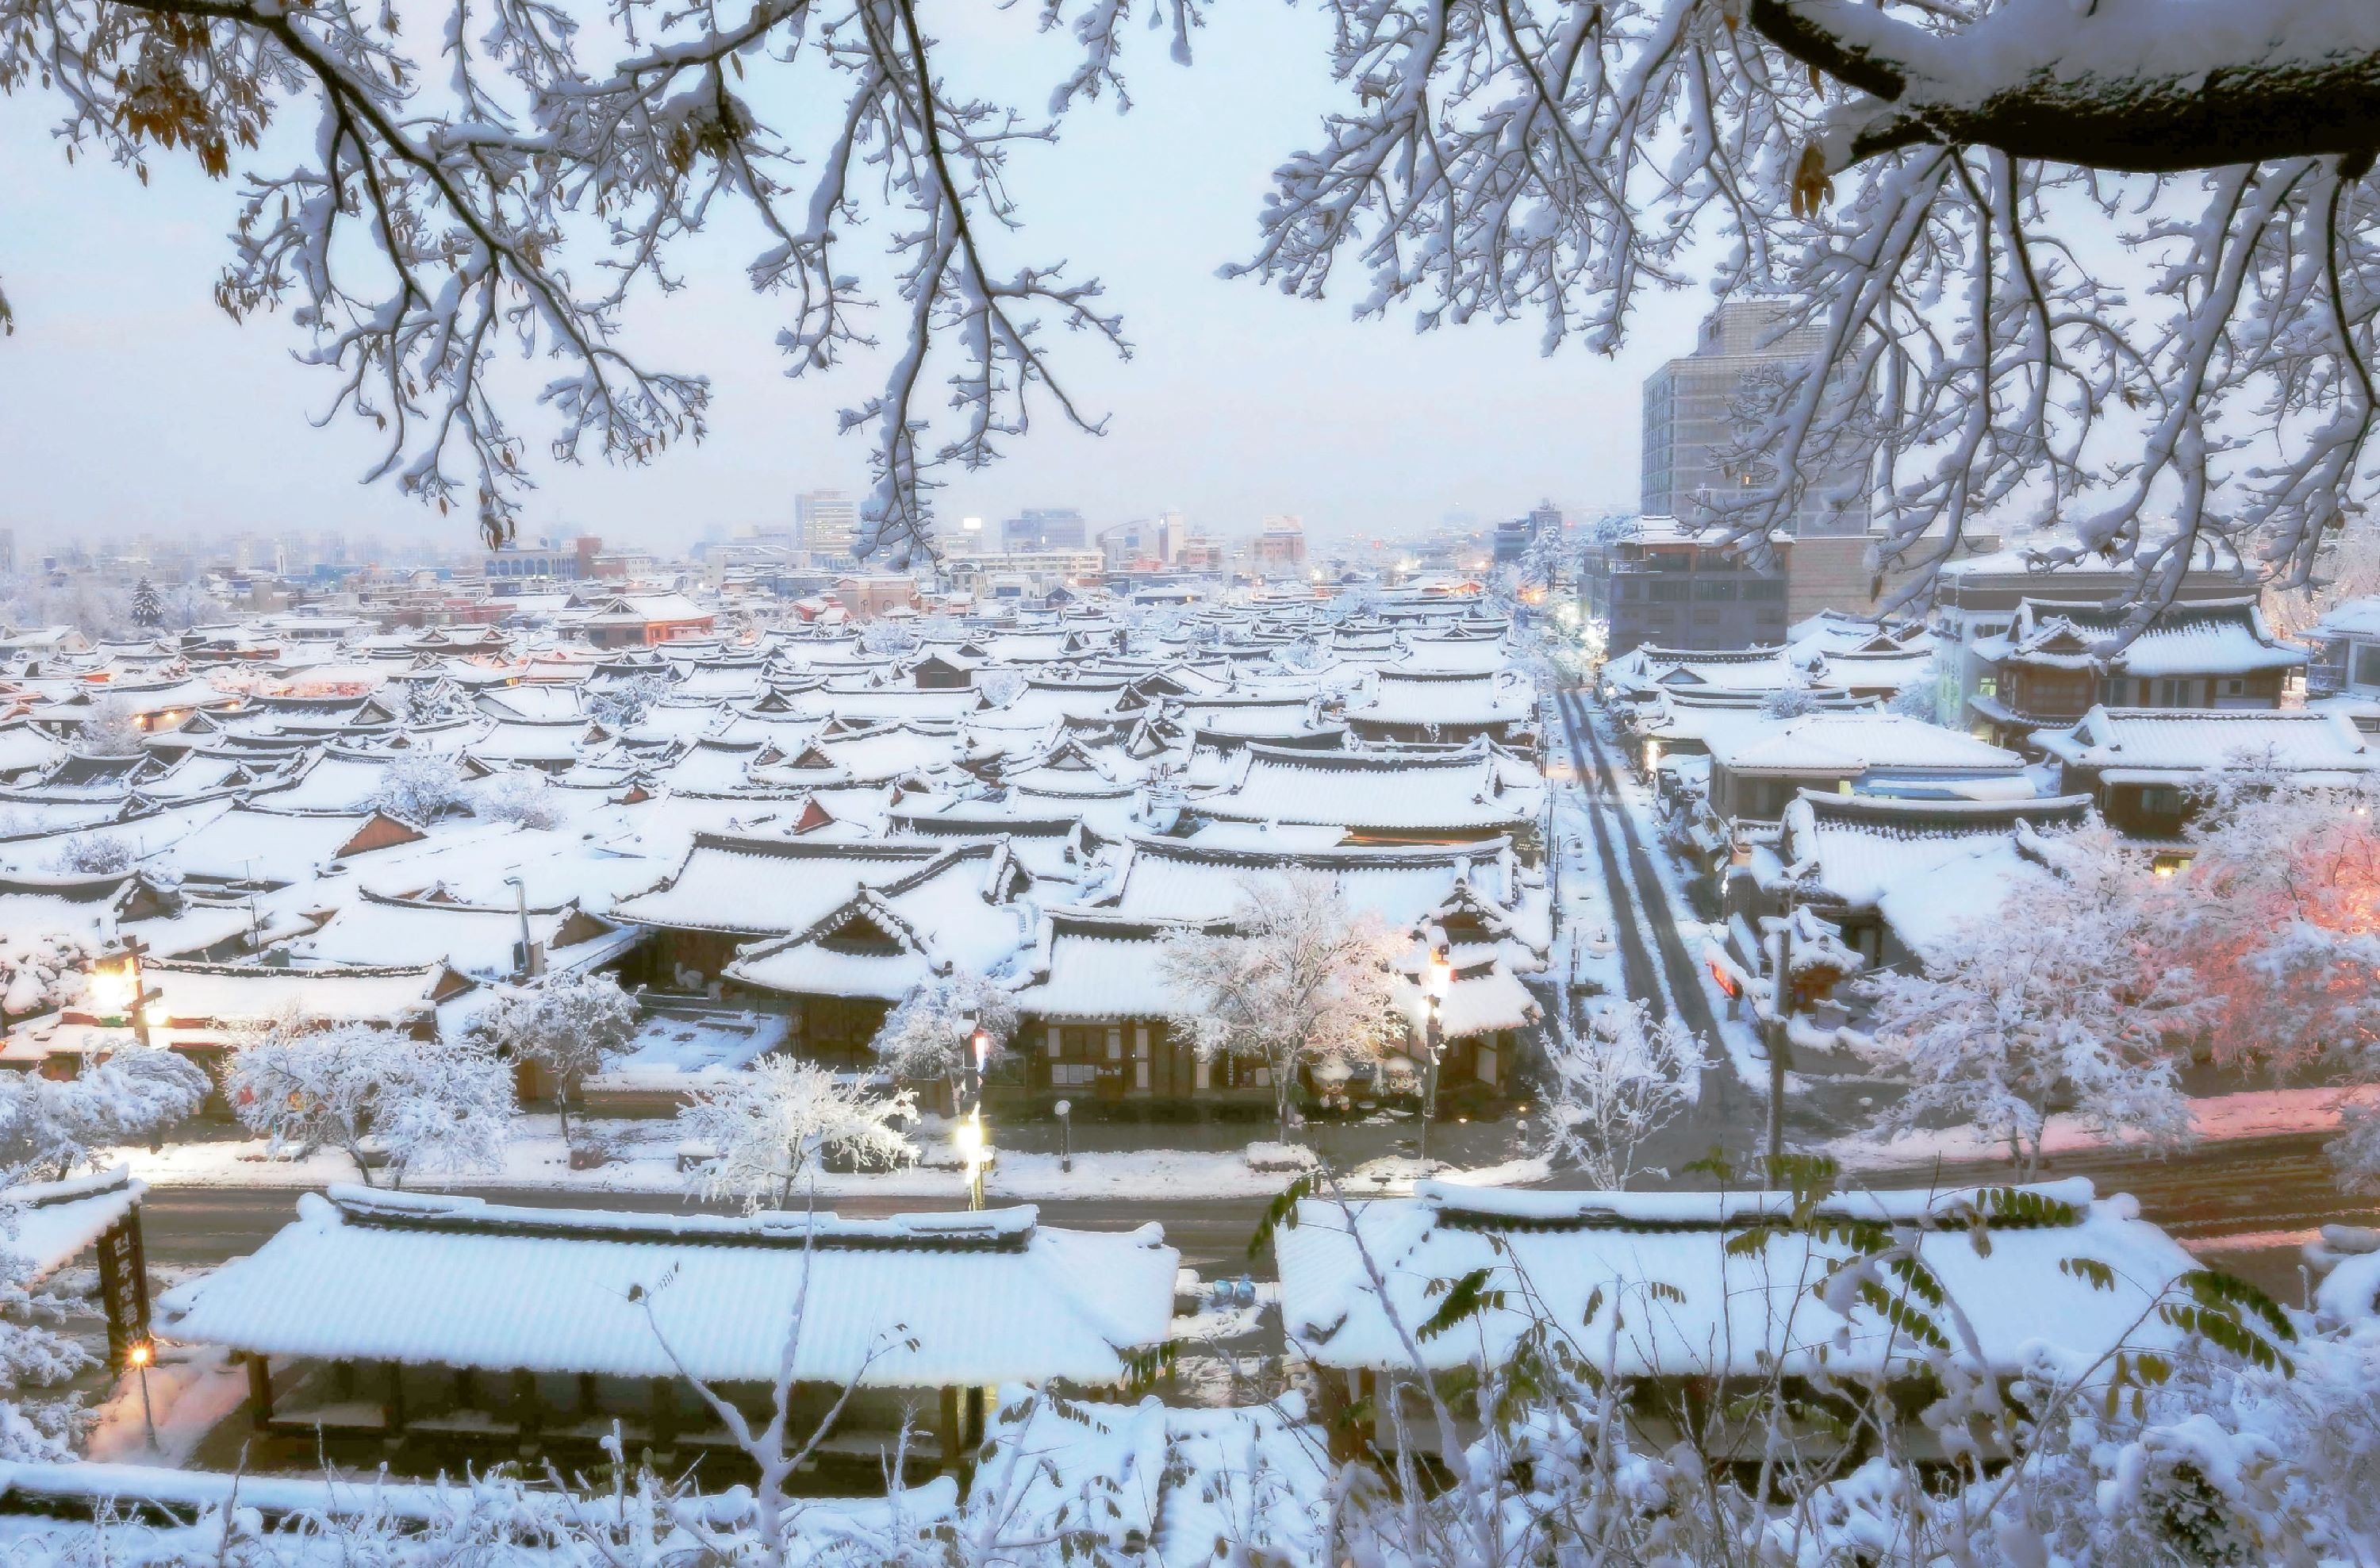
(1641, 302, 1870, 537)
(795, 490, 860, 565)
(1001, 509, 1088, 551)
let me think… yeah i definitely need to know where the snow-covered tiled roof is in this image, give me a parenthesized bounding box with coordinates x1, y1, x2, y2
(158, 1187, 1177, 1387)
(1193, 743, 1539, 833)
(610, 833, 962, 936)
(1708, 713, 2023, 775)
(2035, 708, 2380, 775)
(1276, 1178, 2198, 1378)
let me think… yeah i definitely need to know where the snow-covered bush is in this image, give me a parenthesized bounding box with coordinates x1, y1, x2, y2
(0, 1215, 93, 1462)
(1159, 872, 1406, 1143)
(470, 771, 564, 830)
(370, 752, 471, 822)
(678, 1058, 915, 1209)
(474, 970, 639, 1135)
(0, 1047, 209, 1180)
(45, 834, 135, 876)
(975, 668, 1025, 706)
(0, 932, 90, 1024)
(867, 972, 1018, 1082)
(858, 620, 920, 655)
(1539, 999, 1699, 1189)
(587, 672, 674, 728)
(228, 1024, 516, 1189)
(1756, 670, 1824, 719)
(71, 697, 143, 758)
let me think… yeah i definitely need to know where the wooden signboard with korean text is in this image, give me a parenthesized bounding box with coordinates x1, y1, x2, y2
(94, 1212, 150, 1370)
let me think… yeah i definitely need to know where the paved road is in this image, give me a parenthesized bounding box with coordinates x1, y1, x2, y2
(136, 1127, 2374, 1301)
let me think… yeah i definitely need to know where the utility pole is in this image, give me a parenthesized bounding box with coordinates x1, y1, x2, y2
(1766, 892, 1795, 1170)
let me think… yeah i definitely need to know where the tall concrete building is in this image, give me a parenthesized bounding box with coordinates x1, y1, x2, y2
(1641, 302, 1870, 538)
(1003, 509, 1088, 551)
(795, 490, 860, 565)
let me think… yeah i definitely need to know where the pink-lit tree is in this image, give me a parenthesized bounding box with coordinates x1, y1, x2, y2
(2161, 771, 2380, 1186)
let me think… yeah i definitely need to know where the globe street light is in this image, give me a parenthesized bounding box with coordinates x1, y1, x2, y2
(1054, 1099, 1073, 1174)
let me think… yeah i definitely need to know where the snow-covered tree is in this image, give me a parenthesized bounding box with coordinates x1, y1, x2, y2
(1539, 1000, 1699, 1189)
(1858, 823, 2194, 1176)
(127, 578, 163, 632)
(470, 771, 565, 830)
(585, 673, 674, 729)
(0, 933, 90, 1025)
(370, 752, 471, 823)
(227, 1024, 516, 1189)
(474, 970, 639, 1137)
(867, 972, 1018, 1083)
(1756, 669, 1825, 719)
(0, 1047, 210, 1181)
(72, 697, 143, 758)
(1158, 873, 1406, 1142)
(2159, 775, 2380, 1188)
(858, 620, 921, 655)
(677, 1059, 916, 1209)
(46, 832, 135, 875)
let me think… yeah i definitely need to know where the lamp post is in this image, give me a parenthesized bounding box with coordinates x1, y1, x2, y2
(956, 1012, 991, 1210)
(1417, 940, 1453, 1164)
(505, 876, 534, 981)
(1054, 1099, 1073, 1174)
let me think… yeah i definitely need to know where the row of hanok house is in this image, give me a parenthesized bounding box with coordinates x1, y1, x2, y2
(119, 1170, 2223, 1488)
(154, 1186, 1179, 1485)
(600, 741, 1555, 1115)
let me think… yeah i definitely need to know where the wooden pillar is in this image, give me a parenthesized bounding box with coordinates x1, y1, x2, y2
(937, 1386, 962, 1472)
(246, 1354, 274, 1430)
(649, 1377, 678, 1454)
(454, 1366, 479, 1412)
(578, 1373, 601, 1420)
(964, 1385, 985, 1448)
(512, 1369, 542, 1453)
(381, 1362, 407, 1435)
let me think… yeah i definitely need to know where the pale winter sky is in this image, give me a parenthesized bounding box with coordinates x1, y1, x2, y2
(0, 2, 1714, 555)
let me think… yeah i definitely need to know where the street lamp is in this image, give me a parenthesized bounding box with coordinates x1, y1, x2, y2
(956, 1012, 991, 1210)
(89, 940, 159, 1049)
(505, 875, 533, 980)
(1054, 1099, 1073, 1174)
(1417, 939, 1453, 1164)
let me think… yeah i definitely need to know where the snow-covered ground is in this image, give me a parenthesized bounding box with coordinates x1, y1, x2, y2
(1821, 1085, 2380, 1172)
(102, 1117, 1549, 1203)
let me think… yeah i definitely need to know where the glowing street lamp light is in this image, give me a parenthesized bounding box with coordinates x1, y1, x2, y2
(89, 940, 158, 1049)
(125, 1339, 156, 1447)
(1417, 938, 1453, 1165)
(955, 1012, 990, 1210)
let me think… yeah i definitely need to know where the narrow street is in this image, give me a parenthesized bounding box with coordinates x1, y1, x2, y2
(1552, 686, 1752, 1166)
